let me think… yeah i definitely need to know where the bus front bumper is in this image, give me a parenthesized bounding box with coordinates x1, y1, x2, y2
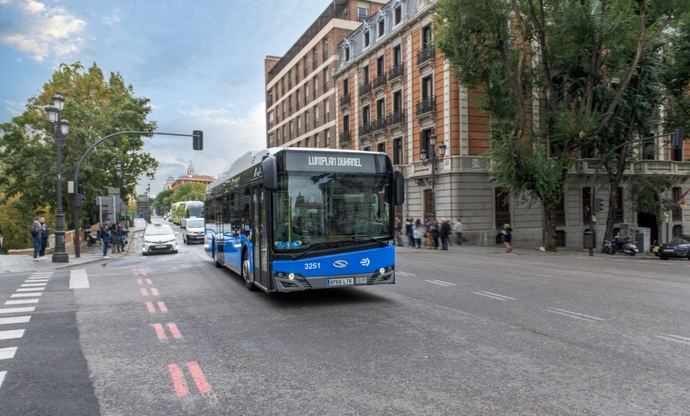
(272, 267, 395, 292)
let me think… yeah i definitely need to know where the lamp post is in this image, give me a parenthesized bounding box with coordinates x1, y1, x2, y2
(419, 129, 447, 219)
(44, 95, 70, 263)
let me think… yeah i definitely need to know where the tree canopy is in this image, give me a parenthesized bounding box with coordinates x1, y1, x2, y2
(0, 62, 158, 249)
(436, 0, 690, 250)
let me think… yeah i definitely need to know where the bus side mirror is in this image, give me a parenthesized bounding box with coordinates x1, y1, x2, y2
(395, 171, 404, 206)
(261, 155, 278, 191)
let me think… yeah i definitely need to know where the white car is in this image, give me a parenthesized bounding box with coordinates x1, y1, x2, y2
(142, 223, 178, 255)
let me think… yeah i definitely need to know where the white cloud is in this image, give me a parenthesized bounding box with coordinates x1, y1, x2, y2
(0, 1, 85, 62)
(138, 102, 267, 195)
(2, 99, 25, 116)
(103, 9, 120, 25)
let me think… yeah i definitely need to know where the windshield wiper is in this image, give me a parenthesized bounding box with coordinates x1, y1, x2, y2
(291, 240, 351, 260)
(352, 235, 391, 246)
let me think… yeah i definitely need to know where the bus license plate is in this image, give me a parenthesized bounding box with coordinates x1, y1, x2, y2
(327, 278, 353, 286)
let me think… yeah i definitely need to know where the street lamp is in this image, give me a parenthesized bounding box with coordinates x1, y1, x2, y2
(44, 94, 70, 263)
(419, 129, 446, 219)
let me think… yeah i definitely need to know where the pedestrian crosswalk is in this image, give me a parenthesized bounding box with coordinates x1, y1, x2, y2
(0, 270, 54, 389)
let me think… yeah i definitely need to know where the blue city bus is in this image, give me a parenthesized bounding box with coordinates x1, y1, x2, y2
(204, 148, 404, 293)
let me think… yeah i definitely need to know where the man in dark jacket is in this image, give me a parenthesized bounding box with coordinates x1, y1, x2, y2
(30, 216, 42, 261)
(100, 224, 112, 258)
(39, 218, 49, 259)
(440, 218, 451, 250)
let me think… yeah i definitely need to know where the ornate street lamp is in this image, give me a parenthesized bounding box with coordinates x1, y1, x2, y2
(44, 94, 70, 262)
(419, 129, 446, 219)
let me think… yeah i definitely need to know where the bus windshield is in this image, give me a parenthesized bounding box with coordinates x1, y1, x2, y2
(273, 172, 392, 251)
(186, 202, 203, 218)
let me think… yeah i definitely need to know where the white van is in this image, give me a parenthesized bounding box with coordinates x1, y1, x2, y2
(182, 217, 205, 244)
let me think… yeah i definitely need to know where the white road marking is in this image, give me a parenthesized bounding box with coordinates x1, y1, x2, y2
(20, 283, 46, 287)
(69, 270, 89, 289)
(30, 273, 52, 277)
(658, 334, 690, 346)
(546, 307, 604, 322)
(0, 316, 31, 325)
(25, 279, 49, 282)
(424, 279, 457, 287)
(0, 371, 5, 388)
(0, 307, 36, 314)
(0, 347, 17, 360)
(10, 292, 43, 298)
(16, 288, 43, 292)
(472, 290, 515, 301)
(397, 271, 415, 277)
(0, 329, 25, 340)
(4, 299, 39, 306)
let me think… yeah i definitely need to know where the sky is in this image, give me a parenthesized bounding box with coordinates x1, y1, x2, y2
(0, 0, 328, 195)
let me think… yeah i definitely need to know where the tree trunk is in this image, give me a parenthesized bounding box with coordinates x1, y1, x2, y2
(543, 200, 558, 252)
(604, 184, 621, 245)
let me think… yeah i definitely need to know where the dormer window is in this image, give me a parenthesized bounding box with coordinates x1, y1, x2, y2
(378, 17, 385, 37)
(394, 3, 402, 25)
(345, 45, 350, 61)
(364, 29, 370, 47)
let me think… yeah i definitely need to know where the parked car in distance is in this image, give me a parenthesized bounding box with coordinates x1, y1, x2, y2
(183, 217, 205, 244)
(658, 236, 690, 260)
(142, 223, 178, 255)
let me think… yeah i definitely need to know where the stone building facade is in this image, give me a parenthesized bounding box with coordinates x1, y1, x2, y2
(270, 0, 690, 249)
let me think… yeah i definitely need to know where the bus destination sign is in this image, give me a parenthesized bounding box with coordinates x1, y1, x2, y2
(286, 151, 386, 173)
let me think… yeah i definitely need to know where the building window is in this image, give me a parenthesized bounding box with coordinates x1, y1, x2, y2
(423, 189, 433, 220)
(304, 84, 309, 106)
(345, 46, 350, 62)
(422, 76, 433, 100)
(377, 55, 384, 76)
(296, 90, 301, 110)
(672, 187, 683, 222)
(322, 38, 329, 61)
(304, 111, 309, 131)
(357, 7, 369, 21)
(326, 128, 331, 146)
(394, 4, 402, 25)
(393, 137, 403, 165)
(422, 24, 433, 48)
(325, 100, 330, 121)
(393, 45, 402, 66)
(314, 106, 320, 126)
(378, 18, 385, 38)
(362, 65, 369, 83)
(289, 121, 294, 137)
(343, 114, 350, 132)
(364, 30, 370, 48)
(313, 76, 319, 99)
(312, 47, 318, 70)
(582, 187, 592, 223)
(343, 78, 349, 95)
(393, 90, 402, 114)
(376, 98, 385, 120)
(495, 188, 511, 230)
(420, 128, 433, 159)
(377, 141, 386, 153)
(362, 105, 371, 125)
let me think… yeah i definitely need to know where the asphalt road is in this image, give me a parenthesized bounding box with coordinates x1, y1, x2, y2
(1, 223, 689, 415)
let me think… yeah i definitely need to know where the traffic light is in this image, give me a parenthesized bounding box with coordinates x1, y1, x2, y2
(596, 198, 605, 212)
(672, 127, 685, 150)
(192, 130, 204, 150)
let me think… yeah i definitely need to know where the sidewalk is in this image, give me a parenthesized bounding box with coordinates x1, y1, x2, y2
(0, 219, 147, 274)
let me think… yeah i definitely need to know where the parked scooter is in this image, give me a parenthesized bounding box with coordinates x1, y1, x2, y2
(86, 230, 99, 247)
(603, 234, 639, 256)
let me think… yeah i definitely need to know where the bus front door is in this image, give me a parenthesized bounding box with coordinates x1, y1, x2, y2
(251, 186, 268, 289)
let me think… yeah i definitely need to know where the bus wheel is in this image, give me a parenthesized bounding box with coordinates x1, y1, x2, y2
(242, 251, 256, 291)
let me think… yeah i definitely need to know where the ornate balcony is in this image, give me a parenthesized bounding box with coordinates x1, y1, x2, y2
(339, 94, 350, 107)
(416, 96, 435, 118)
(358, 123, 372, 137)
(373, 73, 387, 91)
(358, 81, 371, 97)
(371, 118, 387, 132)
(388, 64, 403, 81)
(417, 45, 435, 67)
(339, 130, 351, 143)
(387, 111, 405, 127)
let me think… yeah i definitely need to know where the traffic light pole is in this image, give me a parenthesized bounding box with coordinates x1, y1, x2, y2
(587, 129, 684, 257)
(73, 130, 202, 258)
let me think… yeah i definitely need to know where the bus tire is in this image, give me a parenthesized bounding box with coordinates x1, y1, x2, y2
(213, 239, 222, 268)
(242, 250, 256, 291)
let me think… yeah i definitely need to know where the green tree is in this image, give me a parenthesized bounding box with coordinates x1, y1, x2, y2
(151, 188, 173, 216)
(436, 0, 689, 251)
(0, 62, 158, 237)
(171, 183, 206, 203)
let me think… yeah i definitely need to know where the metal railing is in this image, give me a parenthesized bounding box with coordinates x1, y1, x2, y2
(339, 130, 351, 143)
(372, 118, 387, 132)
(388, 64, 403, 81)
(374, 73, 387, 89)
(417, 45, 435, 65)
(359, 123, 372, 136)
(388, 111, 405, 126)
(416, 97, 435, 117)
(359, 81, 371, 96)
(340, 95, 350, 107)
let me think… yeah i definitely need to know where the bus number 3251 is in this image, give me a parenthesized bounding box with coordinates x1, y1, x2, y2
(304, 262, 321, 270)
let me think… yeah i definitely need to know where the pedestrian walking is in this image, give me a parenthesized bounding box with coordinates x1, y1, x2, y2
(413, 219, 424, 248)
(405, 218, 414, 248)
(501, 223, 513, 253)
(39, 218, 49, 259)
(30, 216, 42, 261)
(394, 217, 404, 247)
(440, 218, 451, 250)
(100, 224, 112, 258)
(115, 222, 126, 253)
(453, 219, 463, 246)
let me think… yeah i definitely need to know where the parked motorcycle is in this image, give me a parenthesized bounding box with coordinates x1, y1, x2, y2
(86, 230, 99, 247)
(603, 235, 639, 256)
